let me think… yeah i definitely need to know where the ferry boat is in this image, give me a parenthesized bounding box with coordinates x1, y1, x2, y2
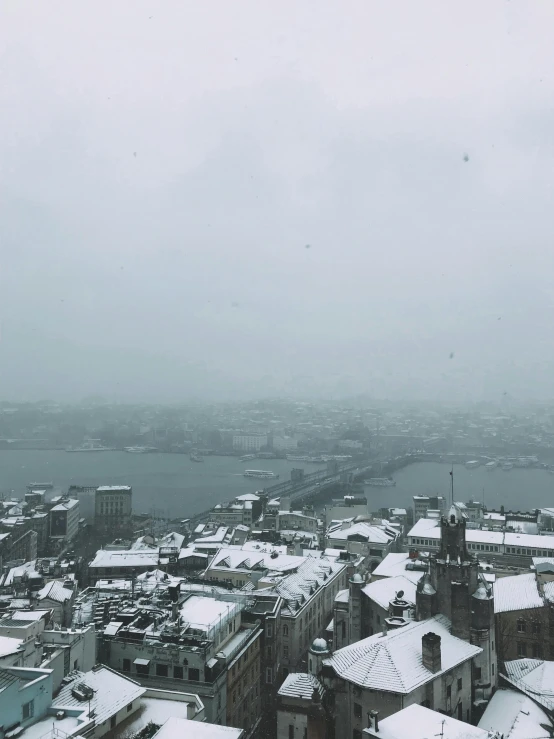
(239, 454, 257, 462)
(244, 470, 279, 479)
(465, 460, 481, 469)
(365, 477, 396, 487)
(124, 446, 155, 454)
(501, 462, 514, 471)
(66, 441, 113, 452)
(286, 455, 325, 463)
(190, 451, 204, 463)
(27, 482, 54, 490)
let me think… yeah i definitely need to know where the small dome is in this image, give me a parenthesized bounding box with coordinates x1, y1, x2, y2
(310, 638, 329, 653)
(350, 573, 363, 583)
(473, 580, 492, 600)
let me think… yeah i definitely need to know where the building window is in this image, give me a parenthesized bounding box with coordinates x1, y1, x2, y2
(22, 700, 34, 720)
(533, 643, 543, 658)
(457, 678, 462, 691)
(475, 667, 482, 680)
(532, 622, 541, 635)
(173, 666, 184, 679)
(127, 703, 133, 713)
(283, 625, 288, 636)
(283, 646, 289, 658)
(136, 663, 150, 677)
(156, 663, 168, 677)
(457, 703, 462, 720)
(447, 685, 451, 699)
(354, 703, 362, 718)
(122, 659, 131, 672)
(289, 726, 294, 739)
(266, 668, 273, 684)
(189, 668, 200, 681)
(517, 642, 527, 657)
(517, 619, 526, 633)
(267, 624, 273, 638)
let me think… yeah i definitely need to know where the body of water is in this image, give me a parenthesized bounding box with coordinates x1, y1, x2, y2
(364, 462, 554, 513)
(0, 451, 325, 518)
(1, 452, 551, 519)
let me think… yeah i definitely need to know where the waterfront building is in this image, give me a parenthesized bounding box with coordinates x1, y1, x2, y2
(95, 485, 132, 535)
(49, 497, 80, 548)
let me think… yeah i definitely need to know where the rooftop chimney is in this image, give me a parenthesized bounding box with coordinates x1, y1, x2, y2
(368, 710, 379, 733)
(422, 632, 441, 673)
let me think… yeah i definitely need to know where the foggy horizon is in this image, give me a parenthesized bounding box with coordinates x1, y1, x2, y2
(2, 1, 554, 404)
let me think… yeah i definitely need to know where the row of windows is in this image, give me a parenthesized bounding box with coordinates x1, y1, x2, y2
(517, 641, 548, 658)
(410, 537, 554, 558)
(122, 659, 200, 681)
(517, 619, 545, 634)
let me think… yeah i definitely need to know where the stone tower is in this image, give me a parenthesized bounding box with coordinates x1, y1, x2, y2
(415, 504, 496, 699)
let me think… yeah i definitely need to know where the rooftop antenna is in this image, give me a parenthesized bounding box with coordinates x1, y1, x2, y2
(449, 465, 454, 505)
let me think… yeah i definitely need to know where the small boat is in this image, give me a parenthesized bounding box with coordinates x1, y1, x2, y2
(244, 470, 279, 479)
(365, 477, 396, 487)
(66, 441, 113, 452)
(124, 446, 155, 454)
(485, 461, 497, 471)
(239, 454, 257, 462)
(190, 451, 204, 462)
(465, 460, 481, 469)
(501, 462, 514, 471)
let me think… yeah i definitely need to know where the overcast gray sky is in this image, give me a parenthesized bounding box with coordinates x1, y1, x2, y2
(1, 1, 554, 403)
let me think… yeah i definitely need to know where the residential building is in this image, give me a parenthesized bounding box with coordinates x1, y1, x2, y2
(95, 485, 132, 534)
(203, 546, 307, 589)
(413, 495, 447, 522)
(273, 557, 348, 679)
(36, 579, 75, 626)
(98, 590, 256, 724)
(494, 564, 554, 661)
(0, 666, 53, 735)
(325, 520, 400, 570)
(277, 511, 318, 534)
(325, 496, 369, 525)
(323, 615, 479, 736)
(49, 497, 80, 548)
(225, 624, 262, 736)
(407, 516, 554, 562)
(88, 549, 166, 583)
(277, 670, 329, 739)
(233, 434, 268, 451)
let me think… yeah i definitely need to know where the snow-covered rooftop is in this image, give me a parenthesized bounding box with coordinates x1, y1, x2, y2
(38, 580, 73, 603)
(153, 717, 242, 739)
(89, 549, 160, 569)
(278, 672, 325, 701)
(478, 687, 551, 739)
(52, 665, 145, 728)
(365, 703, 490, 738)
(207, 547, 305, 575)
(179, 595, 239, 632)
(494, 573, 544, 613)
(362, 575, 417, 610)
(370, 553, 426, 584)
(502, 658, 554, 711)
(327, 521, 397, 544)
(324, 614, 481, 693)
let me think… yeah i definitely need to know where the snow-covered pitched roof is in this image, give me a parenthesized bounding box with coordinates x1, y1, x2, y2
(478, 687, 551, 739)
(494, 573, 544, 614)
(53, 665, 145, 726)
(278, 672, 325, 701)
(324, 614, 481, 693)
(366, 703, 490, 739)
(274, 558, 346, 616)
(327, 521, 396, 544)
(38, 580, 73, 603)
(362, 575, 417, 610)
(370, 553, 426, 584)
(207, 547, 305, 575)
(502, 658, 554, 711)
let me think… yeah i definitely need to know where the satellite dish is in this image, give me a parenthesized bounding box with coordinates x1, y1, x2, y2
(397, 590, 404, 599)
